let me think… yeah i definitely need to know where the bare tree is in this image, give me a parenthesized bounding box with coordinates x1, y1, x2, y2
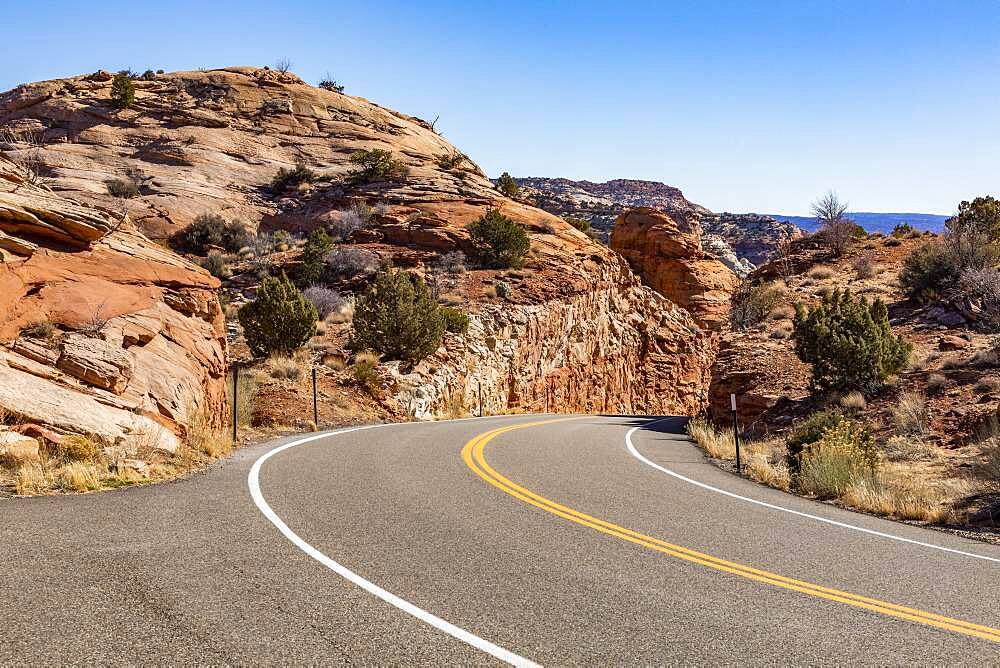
(275, 58, 293, 74)
(810, 190, 849, 227)
(0, 126, 47, 187)
(811, 190, 856, 256)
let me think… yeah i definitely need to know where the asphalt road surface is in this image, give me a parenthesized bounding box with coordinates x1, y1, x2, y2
(2, 415, 998, 665)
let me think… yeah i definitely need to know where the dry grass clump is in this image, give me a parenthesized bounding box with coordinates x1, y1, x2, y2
(768, 304, 796, 320)
(838, 391, 867, 413)
(268, 352, 307, 382)
(352, 351, 381, 394)
(686, 418, 736, 459)
(55, 462, 102, 492)
(925, 373, 948, 395)
(15, 462, 51, 495)
(840, 473, 959, 523)
(186, 404, 232, 458)
(852, 251, 877, 279)
(797, 445, 865, 498)
(744, 439, 790, 490)
(807, 265, 836, 280)
(227, 370, 258, 427)
(880, 435, 939, 462)
(769, 321, 793, 339)
(53, 435, 100, 462)
(891, 391, 928, 435)
(973, 376, 1000, 395)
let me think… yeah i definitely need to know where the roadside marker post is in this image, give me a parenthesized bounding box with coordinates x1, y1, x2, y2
(730, 393, 741, 473)
(231, 363, 239, 444)
(478, 381, 484, 418)
(311, 367, 319, 428)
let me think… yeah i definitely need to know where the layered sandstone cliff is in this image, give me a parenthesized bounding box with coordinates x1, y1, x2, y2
(1, 67, 716, 420)
(610, 208, 740, 331)
(0, 157, 226, 452)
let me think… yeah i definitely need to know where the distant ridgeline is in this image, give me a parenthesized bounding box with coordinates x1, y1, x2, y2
(767, 212, 949, 234)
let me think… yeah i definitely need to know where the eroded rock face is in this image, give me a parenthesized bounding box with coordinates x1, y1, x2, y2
(0, 158, 226, 451)
(610, 208, 740, 331)
(2, 68, 715, 421)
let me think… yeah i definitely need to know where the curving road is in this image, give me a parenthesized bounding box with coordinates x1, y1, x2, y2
(1, 415, 998, 664)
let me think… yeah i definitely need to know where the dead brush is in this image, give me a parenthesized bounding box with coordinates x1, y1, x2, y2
(891, 391, 928, 435)
(686, 418, 736, 460)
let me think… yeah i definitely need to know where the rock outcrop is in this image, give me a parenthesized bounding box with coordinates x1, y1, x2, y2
(1, 68, 716, 420)
(0, 157, 226, 451)
(610, 208, 740, 331)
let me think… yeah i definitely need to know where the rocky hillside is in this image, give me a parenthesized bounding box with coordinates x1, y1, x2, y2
(514, 176, 801, 275)
(0, 67, 716, 428)
(0, 156, 226, 455)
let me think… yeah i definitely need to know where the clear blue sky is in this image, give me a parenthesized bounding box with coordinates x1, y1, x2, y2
(3, 1, 998, 215)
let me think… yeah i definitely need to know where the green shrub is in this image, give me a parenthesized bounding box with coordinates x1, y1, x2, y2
(106, 178, 139, 198)
(350, 268, 444, 363)
(238, 273, 318, 356)
(348, 149, 409, 182)
(23, 321, 56, 340)
(899, 241, 959, 304)
(729, 281, 784, 330)
(947, 195, 1000, 240)
(317, 76, 344, 93)
(797, 421, 880, 498)
(110, 73, 135, 109)
(352, 355, 381, 394)
(793, 288, 910, 395)
(271, 162, 316, 192)
(467, 208, 530, 269)
(891, 223, 915, 237)
(785, 409, 845, 472)
(440, 306, 470, 334)
(176, 213, 251, 255)
(200, 252, 231, 279)
(436, 151, 466, 171)
(140, 69, 157, 81)
(296, 228, 334, 286)
(496, 172, 519, 197)
(495, 279, 512, 299)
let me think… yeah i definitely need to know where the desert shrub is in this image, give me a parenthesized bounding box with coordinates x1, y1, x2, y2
(55, 435, 100, 462)
(110, 73, 135, 109)
(238, 273, 318, 356)
(200, 251, 231, 279)
(350, 268, 444, 363)
(769, 323, 792, 339)
(438, 251, 467, 274)
(852, 251, 877, 279)
(950, 267, 1000, 330)
(839, 391, 867, 413)
(729, 281, 784, 330)
(947, 195, 1000, 241)
(176, 213, 251, 255)
(329, 210, 366, 240)
(348, 149, 408, 182)
(926, 373, 948, 394)
(436, 150, 466, 171)
(226, 369, 257, 427)
(297, 228, 334, 286)
(440, 306, 470, 334)
(495, 280, 512, 299)
(56, 462, 102, 492)
(496, 172, 519, 197)
(271, 162, 316, 192)
(467, 208, 530, 269)
(973, 377, 1000, 394)
(892, 391, 928, 435)
(106, 178, 139, 198)
(23, 321, 56, 340)
(140, 69, 157, 81)
(900, 241, 960, 304)
(268, 353, 305, 381)
(317, 75, 344, 93)
(325, 245, 380, 280)
(796, 420, 879, 498)
(352, 353, 381, 394)
(793, 288, 911, 395)
(807, 265, 835, 280)
(302, 286, 345, 319)
(817, 220, 864, 256)
(892, 223, 916, 237)
(785, 410, 845, 472)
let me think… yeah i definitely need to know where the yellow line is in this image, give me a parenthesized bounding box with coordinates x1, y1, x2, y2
(461, 420, 1000, 643)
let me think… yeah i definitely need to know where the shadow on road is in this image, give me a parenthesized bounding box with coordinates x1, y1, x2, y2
(595, 414, 690, 436)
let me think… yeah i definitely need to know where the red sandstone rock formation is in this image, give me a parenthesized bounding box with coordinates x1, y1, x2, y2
(610, 208, 740, 330)
(0, 157, 226, 451)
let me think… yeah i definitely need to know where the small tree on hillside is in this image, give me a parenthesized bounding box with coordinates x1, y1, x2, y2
(793, 288, 911, 395)
(496, 172, 519, 198)
(467, 208, 530, 269)
(947, 195, 1000, 240)
(238, 273, 317, 356)
(110, 73, 136, 109)
(810, 191, 849, 227)
(348, 149, 409, 182)
(350, 268, 444, 363)
(810, 191, 858, 256)
(296, 228, 334, 286)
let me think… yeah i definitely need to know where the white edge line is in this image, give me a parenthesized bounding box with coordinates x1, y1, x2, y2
(625, 419, 1000, 564)
(247, 418, 541, 668)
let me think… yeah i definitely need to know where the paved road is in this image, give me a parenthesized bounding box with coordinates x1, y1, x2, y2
(1, 415, 998, 664)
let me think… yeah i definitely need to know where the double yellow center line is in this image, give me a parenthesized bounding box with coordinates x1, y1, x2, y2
(461, 419, 1000, 643)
